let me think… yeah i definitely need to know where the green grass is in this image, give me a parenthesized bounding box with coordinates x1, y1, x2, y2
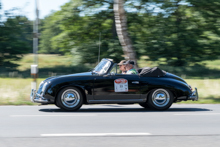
(202, 59, 220, 70)
(179, 79, 220, 104)
(0, 54, 90, 78)
(15, 54, 73, 71)
(0, 78, 44, 105)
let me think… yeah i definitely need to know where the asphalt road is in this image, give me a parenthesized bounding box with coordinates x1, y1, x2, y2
(0, 104, 220, 147)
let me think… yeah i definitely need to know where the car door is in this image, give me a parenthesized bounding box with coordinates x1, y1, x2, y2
(93, 74, 141, 101)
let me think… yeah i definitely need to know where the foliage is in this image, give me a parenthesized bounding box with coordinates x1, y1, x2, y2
(38, 0, 125, 63)
(0, 4, 32, 68)
(39, 13, 62, 54)
(1, 0, 220, 67)
(132, 0, 220, 66)
(38, 0, 220, 66)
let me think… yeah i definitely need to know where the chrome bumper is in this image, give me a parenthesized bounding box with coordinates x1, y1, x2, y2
(188, 87, 199, 101)
(30, 89, 49, 103)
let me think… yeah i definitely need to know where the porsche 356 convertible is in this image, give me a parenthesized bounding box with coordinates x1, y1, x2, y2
(30, 58, 198, 111)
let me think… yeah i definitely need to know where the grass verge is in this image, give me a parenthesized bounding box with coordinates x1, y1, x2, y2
(0, 78, 45, 105)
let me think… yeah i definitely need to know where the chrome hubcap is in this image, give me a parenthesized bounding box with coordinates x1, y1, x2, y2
(61, 89, 80, 108)
(152, 89, 170, 107)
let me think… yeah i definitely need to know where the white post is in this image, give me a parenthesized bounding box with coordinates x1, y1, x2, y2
(33, 0, 39, 64)
(32, 0, 39, 90)
(98, 32, 101, 63)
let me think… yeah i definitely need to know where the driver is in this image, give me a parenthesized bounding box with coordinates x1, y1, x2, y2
(118, 60, 127, 74)
(123, 60, 138, 74)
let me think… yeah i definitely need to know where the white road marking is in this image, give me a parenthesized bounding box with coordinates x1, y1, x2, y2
(10, 114, 96, 117)
(174, 113, 220, 116)
(41, 133, 152, 137)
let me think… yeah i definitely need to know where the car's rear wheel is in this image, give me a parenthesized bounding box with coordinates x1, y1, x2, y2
(147, 88, 173, 110)
(56, 87, 83, 111)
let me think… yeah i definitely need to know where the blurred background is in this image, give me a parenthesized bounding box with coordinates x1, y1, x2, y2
(0, 0, 220, 105)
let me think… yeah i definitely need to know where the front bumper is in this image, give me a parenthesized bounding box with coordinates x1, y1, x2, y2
(188, 87, 199, 101)
(30, 89, 49, 103)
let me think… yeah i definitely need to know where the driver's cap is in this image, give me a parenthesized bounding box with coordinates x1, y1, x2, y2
(123, 60, 135, 65)
(118, 60, 126, 65)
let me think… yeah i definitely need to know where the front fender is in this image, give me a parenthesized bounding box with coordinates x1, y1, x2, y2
(44, 77, 93, 103)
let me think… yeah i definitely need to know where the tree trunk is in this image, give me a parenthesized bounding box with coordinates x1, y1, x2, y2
(114, 0, 138, 68)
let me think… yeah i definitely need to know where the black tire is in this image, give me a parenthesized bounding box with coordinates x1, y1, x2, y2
(139, 102, 150, 109)
(147, 88, 174, 110)
(56, 87, 83, 111)
(55, 101, 60, 108)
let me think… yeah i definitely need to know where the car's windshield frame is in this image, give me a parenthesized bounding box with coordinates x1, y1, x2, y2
(93, 58, 139, 76)
(93, 59, 113, 75)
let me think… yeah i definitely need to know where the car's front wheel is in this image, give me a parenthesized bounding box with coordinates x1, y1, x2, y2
(139, 102, 150, 109)
(56, 87, 83, 111)
(147, 88, 174, 110)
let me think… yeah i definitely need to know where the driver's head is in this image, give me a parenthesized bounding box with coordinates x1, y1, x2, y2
(118, 60, 126, 72)
(123, 60, 135, 71)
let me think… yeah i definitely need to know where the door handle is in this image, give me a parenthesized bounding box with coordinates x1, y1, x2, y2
(103, 75, 109, 77)
(132, 81, 139, 84)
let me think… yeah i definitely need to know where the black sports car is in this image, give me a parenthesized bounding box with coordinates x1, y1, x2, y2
(30, 58, 198, 111)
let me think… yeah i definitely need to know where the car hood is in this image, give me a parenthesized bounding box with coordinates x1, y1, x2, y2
(44, 72, 93, 82)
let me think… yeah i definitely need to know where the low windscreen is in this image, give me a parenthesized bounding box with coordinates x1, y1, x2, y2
(93, 59, 111, 74)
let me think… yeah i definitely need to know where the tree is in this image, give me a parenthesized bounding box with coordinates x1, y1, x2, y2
(133, 0, 220, 66)
(0, 3, 32, 67)
(38, 0, 220, 66)
(40, 0, 124, 64)
(39, 12, 62, 54)
(114, 0, 138, 67)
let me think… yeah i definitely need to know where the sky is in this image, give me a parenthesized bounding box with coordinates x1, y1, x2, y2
(1, 0, 70, 20)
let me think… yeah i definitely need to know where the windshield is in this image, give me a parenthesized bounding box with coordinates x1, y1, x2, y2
(93, 59, 112, 74)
